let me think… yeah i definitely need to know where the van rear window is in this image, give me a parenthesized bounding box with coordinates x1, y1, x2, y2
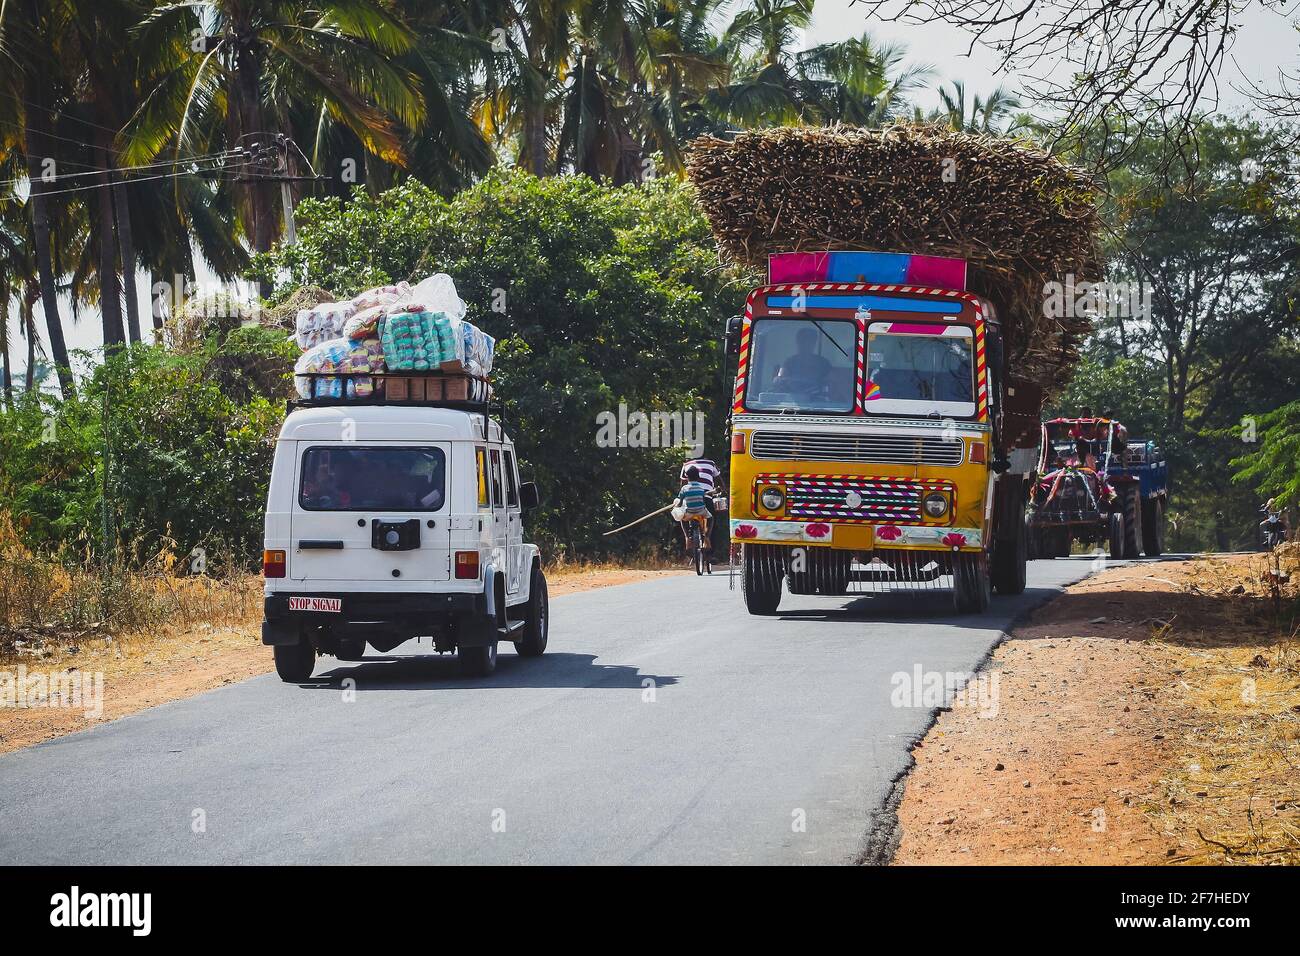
(299, 447, 446, 512)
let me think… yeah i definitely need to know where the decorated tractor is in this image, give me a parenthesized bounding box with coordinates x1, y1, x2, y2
(1027, 417, 1168, 559)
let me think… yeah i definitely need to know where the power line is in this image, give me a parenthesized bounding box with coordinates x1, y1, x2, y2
(0, 148, 250, 191)
(0, 156, 259, 202)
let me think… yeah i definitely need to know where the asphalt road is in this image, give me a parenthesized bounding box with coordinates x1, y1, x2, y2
(1, 557, 1114, 865)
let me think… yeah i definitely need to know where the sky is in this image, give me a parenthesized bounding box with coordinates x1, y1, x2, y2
(6, 1, 1300, 378)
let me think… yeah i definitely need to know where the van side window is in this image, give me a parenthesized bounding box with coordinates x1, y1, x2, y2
(489, 448, 504, 508)
(504, 450, 519, 507)
(476, 447, 490, 508)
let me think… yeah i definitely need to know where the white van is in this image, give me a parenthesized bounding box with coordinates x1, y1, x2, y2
(260, 403, 548, 681)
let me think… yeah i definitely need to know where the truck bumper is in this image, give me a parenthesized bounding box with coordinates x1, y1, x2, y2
(730, 518, 983, 551)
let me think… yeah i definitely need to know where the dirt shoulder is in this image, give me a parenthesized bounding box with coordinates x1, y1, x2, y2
(0, 566, 686, 756)
(892, 550, 1300, 865)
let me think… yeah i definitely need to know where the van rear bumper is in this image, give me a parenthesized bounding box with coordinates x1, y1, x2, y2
(261, 591, 484, 645)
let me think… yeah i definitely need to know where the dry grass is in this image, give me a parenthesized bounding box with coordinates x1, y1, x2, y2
(0, 514, 261, 667)
(1145, 546, 1300, 864)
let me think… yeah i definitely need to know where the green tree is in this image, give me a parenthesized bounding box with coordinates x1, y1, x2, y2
(257, 169, 756, 555)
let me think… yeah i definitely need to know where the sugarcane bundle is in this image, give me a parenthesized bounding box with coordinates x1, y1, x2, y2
(686, 123, 1103, 391)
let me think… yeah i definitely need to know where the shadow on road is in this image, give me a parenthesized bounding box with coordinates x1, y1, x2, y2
(294, 651, 681, 691)
(771, 586, 1067, 625)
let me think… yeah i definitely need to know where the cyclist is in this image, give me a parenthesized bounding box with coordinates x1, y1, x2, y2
(675, 465, 714, 556)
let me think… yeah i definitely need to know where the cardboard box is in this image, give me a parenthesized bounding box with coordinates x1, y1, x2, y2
(443, 376, 470, 401)
(424, 377, 444, 401)
(407, 378, 426, 402)
(386, 377, 409, 401)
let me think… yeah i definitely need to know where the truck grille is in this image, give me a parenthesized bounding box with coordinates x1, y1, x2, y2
(750, 431, 964, 466)
(757, 475, 954, 523)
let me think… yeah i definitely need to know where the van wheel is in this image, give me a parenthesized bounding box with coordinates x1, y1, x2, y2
(517, 567, 549, 657)
(459, 641, 498, 677)
(273, 640, 316, 682)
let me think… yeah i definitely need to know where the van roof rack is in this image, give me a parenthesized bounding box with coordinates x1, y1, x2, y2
(286, 372, 499, 418)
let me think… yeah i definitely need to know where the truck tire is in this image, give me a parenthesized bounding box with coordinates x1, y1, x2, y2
(788, 550, 851, 595)
(1120, 485, 1142, 559)
(516, 565, 549, 657)
(1141, 498, 1165, 556)
(1108, 512, 1125, 560)
(273, 639, 316, 682)
(952, 552, 991, 613)
(459, 641, 498, 677)
(742, 543, 783, 615)
(992, 499, 1028, 595)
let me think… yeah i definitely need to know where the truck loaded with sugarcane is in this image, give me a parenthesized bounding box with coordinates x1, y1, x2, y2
(685, 125, 1104, 614)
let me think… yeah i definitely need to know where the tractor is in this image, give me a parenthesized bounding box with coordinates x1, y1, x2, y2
(1027, 417, 1168, 560)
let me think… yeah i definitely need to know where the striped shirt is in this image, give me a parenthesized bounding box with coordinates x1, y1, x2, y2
(678, 481, 712, 514)
(680, 459, 719, 490)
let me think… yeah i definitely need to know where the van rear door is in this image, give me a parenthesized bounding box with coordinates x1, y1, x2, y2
(289, 442, 451, 583)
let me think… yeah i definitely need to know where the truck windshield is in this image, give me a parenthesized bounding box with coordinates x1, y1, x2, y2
(746, 318, 856, 413)
(865, 323, 975, 417)
(299, 446, 446, 511)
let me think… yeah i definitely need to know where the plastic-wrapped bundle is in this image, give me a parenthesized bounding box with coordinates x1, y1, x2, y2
(440, 318, 495, 377)
(294, 336, 385, 398)
(295, 301, 355, 350)
(342, 304, 385, 341)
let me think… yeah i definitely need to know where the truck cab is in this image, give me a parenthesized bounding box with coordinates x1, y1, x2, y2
(261, 397, 548, 681)
(727, 278, 1029, 614)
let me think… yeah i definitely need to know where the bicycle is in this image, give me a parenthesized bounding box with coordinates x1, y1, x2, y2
(681, 511, 713, 575)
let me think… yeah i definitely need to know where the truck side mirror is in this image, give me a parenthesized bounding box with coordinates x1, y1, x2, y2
(519, 481, 541, 511)
(724, 316, 743, 356)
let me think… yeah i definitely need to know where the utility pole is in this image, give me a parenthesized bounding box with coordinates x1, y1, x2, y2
(276, 135, 297, 246)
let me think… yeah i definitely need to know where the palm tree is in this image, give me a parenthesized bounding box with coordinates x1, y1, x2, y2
(0, 0, 76, 394)
(124, 0, 425, 255)
(935, 80, 1022, 134)
(475, 0, 576, 176)
(797, 34, 933, 125)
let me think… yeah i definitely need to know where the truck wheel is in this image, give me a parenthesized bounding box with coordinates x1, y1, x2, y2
(742, 543, 783, 615)
(1141, 498, 1165, 556)
(516, 566, 549, 657)
(1054, 528, 1072, 557)
(993, 499, 1028, 595)
(273, 639, 316, 682)
(952, 552, 991, 613)
(1108, 512, 1125, 560)
(459, 641, 498, 676)
(1121, 485, 1142, 559)
(1025, 516, 1040, 560)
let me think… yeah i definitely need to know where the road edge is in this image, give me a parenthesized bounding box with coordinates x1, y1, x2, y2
(855, 573, 1095, 865)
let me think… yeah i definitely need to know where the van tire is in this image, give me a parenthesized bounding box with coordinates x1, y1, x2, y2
(517, 566, 549, 657)
(459, 641, 498, 677)
(273, 640, 316, 682)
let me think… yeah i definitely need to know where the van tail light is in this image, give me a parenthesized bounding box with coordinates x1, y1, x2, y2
(454, 551, 480, 579)
(731, 431, 747, 454)
(263, 549, 286, 578)
(969, 442, 987, 464)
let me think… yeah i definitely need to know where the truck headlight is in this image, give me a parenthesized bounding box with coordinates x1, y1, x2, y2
(761, 487, 785, 510)
(923, 492, 949, 518)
